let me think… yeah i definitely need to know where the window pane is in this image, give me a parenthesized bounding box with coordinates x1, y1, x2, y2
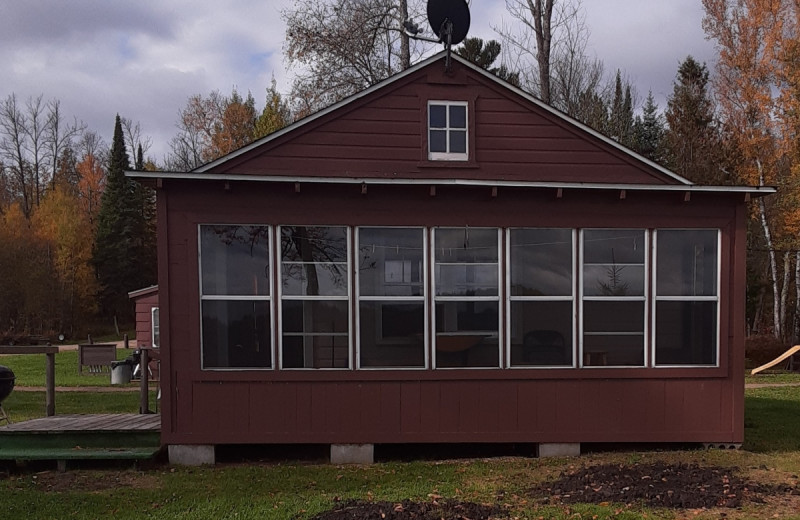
(429, 130, 447, 152)
(282, 300, 349, 333)
(510, 301, 573, 366)
(435, 301, 499, 367)
(584, 229, 645, 264)
(583, 300, 644, 367)
(657, 230, 717, 296)
(201, 225, 270, 296)
(583, 300, 644, 333)
(449, 105, 466, 128)
(429, 104, 446, 128)
(510, 229, 573, 296)
(359, 302, 424, 367)
(359, 228, 424, 296)
(282, 335, 349, 369)
(436, 264, 498, 296)
(202, 300, 271, 368)
(656, 301, 717, 365)
(450, 130, 467, 153)
(281, 226, 348, 296)
(583, 334, 644, 367)
(435, 228, 498, 263)
(583, 264, 645, 296)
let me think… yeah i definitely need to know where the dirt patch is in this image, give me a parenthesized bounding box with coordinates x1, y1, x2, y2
(530, 462, 799, 509)
(7, 470, 160, 493)
(308, 499, 507, 519)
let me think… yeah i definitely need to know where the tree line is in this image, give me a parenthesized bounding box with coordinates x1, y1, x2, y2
(0, 0, 797, 343)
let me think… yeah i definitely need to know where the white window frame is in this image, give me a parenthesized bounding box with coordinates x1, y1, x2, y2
(431, 227, 502, 369)
(198, 224, 275, 371)
(506, 228, 577, 368)
(151, 307, 159, 349)
(428, 100, 469, 161)
(651, 229, 721, 368)
(277, 225, 352, 370)
(355, 226, 428, 370)
(579, 229, 648, 368)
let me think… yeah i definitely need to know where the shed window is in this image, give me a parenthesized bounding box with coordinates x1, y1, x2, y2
(654, 230, 719, 366)
(428, 101, 468, 160)
(199, 225, 272, 369)
(357, 227, 426, 368)
(509, 229, 574, 367)
(280, 226, 350, 369)
(433, 228, 501, 368)
(151, 307, 159, 349)
(581, 229, 647, 367)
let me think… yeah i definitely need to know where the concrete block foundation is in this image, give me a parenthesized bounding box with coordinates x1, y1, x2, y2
(331, 443, 374, 464)
(538, 443, 581, 458)
(168, 444, 216, 466)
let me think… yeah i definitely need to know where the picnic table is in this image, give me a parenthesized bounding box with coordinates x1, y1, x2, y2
(0, 345, 58, 416)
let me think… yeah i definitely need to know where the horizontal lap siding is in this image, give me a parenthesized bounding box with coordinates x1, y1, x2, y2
(213, 63, 673, 185)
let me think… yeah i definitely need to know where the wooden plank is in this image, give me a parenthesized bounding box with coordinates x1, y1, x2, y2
(751, 345, 800, 374)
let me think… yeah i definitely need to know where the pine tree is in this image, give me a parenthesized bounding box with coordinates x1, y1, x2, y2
(663, 56, 723, 184)
(456, 37, 520, 86)
(92, 115, 154, 324)
(608, 71, 634, 146)
(632, 91, 666, 164)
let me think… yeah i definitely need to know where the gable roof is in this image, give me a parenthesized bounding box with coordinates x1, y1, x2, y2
(195, 51, 693, 186)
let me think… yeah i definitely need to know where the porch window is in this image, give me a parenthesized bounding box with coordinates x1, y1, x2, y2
(509, 229, 574, 366)
(654, 229, 719, 366)
(357, 227, 426, 368)
(200, 225, 272, 369)
(280, 226, 350, 369)
(428, 101, 468, 160)
(433, 227, 501, 368)
(581, 229, 647, 367)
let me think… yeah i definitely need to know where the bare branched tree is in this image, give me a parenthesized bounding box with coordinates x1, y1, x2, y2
(282, 0, 430, 116)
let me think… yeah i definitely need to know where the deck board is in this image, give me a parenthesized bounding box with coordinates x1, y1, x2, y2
(0, 414, 160, 433)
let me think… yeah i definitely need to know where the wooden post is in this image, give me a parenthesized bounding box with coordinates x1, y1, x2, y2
(139, 348, 149, 414)
(46, 352, 55, 416)
(123, 333, 129, 349)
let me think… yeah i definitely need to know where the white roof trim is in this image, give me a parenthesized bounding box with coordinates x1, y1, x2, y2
(193, 52, 692, 186)
(126, 170, 774, 194)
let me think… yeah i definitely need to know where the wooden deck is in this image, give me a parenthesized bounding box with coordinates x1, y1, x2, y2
(0, 413, 160, 433)
(0, 414, 161, 462)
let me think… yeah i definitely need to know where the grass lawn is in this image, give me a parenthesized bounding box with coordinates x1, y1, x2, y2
(1, 390, 159, 422)
(1, 349, 138, 387)
(0, 383, 798, 519)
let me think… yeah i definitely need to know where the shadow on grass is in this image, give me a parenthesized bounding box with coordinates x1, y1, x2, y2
(745, 392, 800, 452)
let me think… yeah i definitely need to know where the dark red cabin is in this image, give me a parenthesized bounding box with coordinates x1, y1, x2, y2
(129, 52, 773, 465)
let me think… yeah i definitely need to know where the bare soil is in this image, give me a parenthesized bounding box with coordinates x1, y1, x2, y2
(308, 499, 507, 519)
(529, 462, 799, 509)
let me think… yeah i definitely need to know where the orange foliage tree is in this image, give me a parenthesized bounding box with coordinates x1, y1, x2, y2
(76, 152, 105, 230)
(703, 0, 800, 338)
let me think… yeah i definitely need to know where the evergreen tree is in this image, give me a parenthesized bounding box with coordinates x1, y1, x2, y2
(254, 78, 292, 139)
(92, 115, 154, 324)
(456, 37, 520, 86)
(608, 70, 634, 146)
(663, 56, 724, 184)
(632, 91, 666, 164)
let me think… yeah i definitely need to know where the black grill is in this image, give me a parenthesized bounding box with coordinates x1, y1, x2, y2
(0, 365, 15, 404)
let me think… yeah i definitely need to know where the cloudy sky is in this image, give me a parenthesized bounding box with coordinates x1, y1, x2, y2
(1, 0, 716, 162)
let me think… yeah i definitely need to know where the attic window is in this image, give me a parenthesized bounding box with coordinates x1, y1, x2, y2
(428, 101, 468, 161)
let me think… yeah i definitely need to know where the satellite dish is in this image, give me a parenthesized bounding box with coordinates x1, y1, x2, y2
(427, 0, 471, 46)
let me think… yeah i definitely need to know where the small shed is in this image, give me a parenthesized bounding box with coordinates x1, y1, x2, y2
(128, 285, 159, 349)
(129, 52, 773, 465)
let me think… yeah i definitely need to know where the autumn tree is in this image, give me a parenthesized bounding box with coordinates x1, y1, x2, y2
(703, 0, 797, 338)
(254, 78, 293, 139)
(210, 90, 258, 157)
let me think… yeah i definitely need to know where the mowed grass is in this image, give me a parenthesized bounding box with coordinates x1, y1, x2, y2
(1, 390, 159, 422)
(0, 348, 135, 387)
(0, 385, 798, 519)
